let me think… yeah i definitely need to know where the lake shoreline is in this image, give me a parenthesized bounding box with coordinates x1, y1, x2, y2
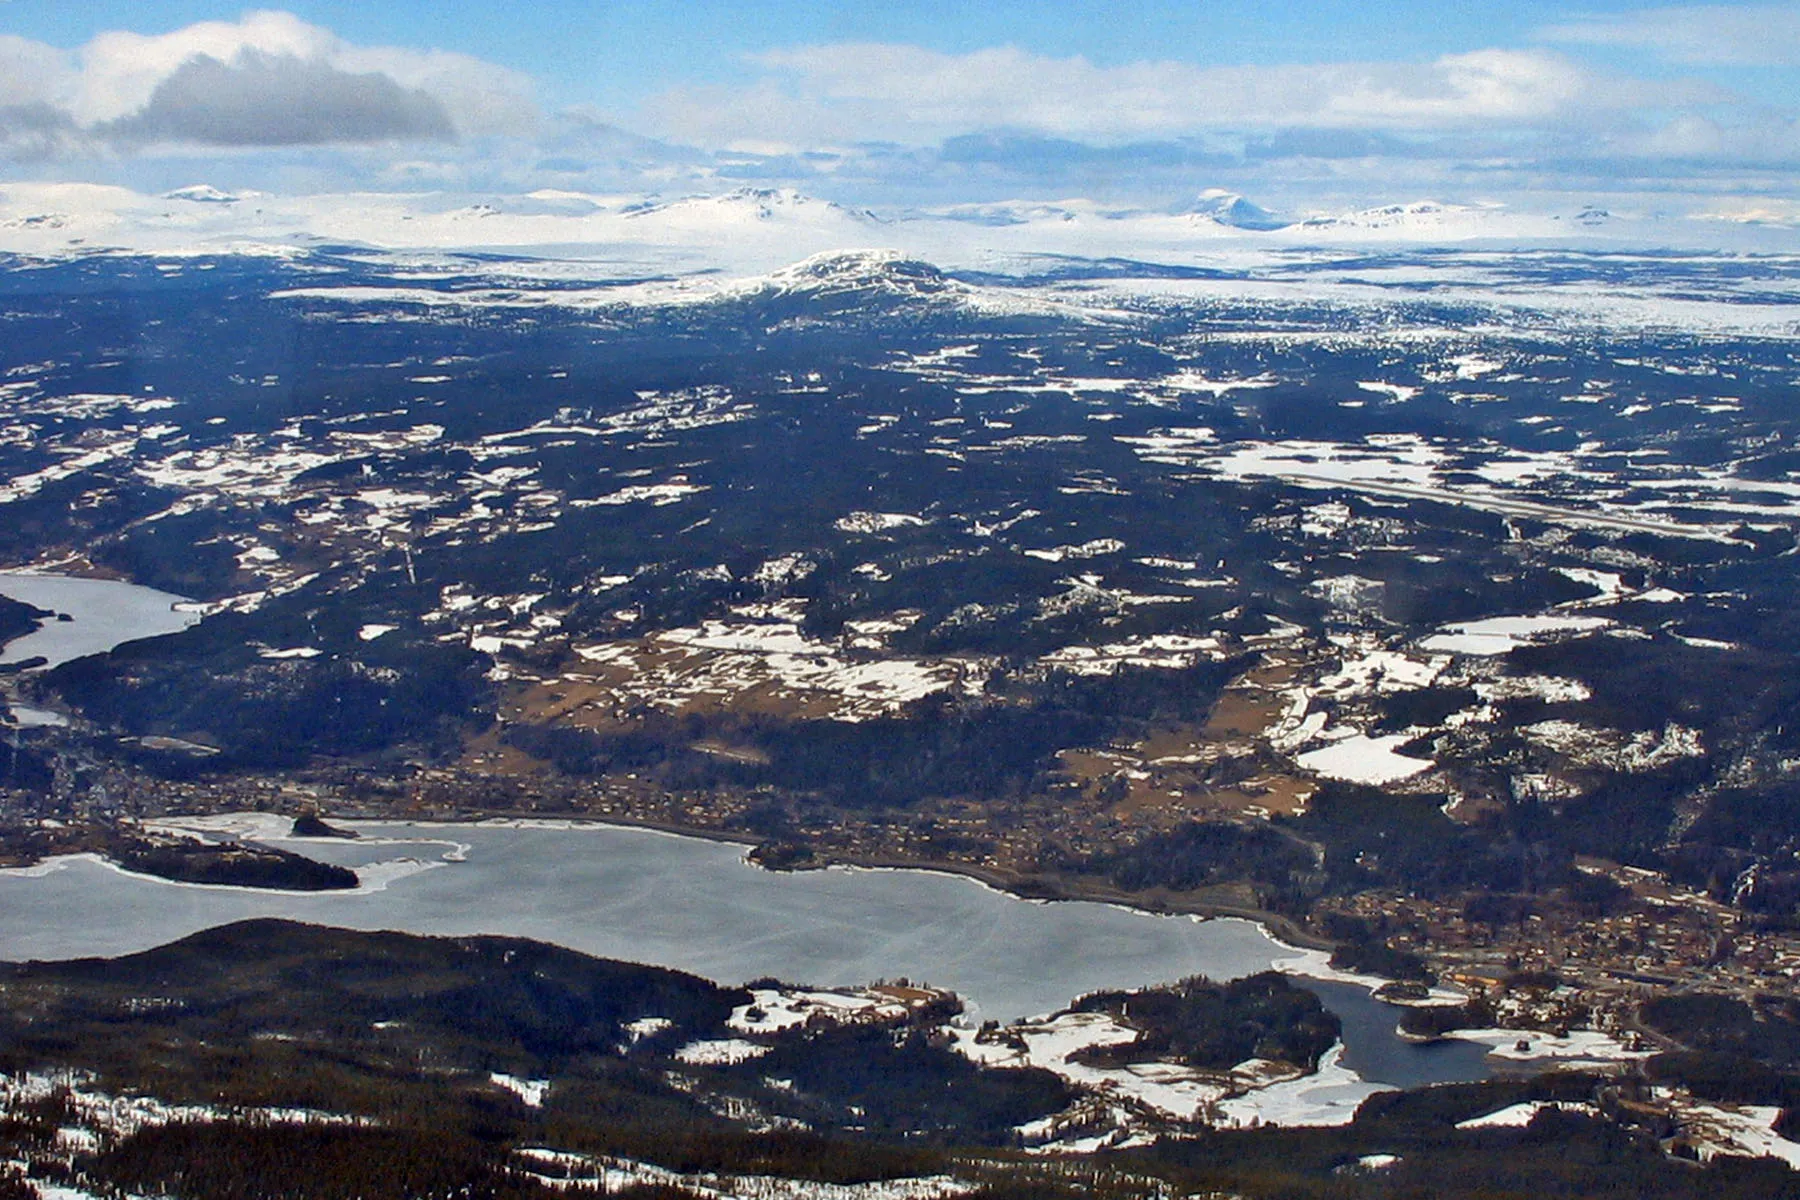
(0, 571, 199, 671)
(2, 808, 1347, 976)
(365, 808, 1346, 955)
(0, 569, 1339, 959)
(2, 809, 1497, 1092)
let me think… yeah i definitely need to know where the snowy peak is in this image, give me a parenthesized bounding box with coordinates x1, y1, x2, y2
(627, 187, 879, 227)
(1185, 189, 1288, 231)
(761, 249, 951, 299)
(164, 185, 246, 204)
(929, 199, 1135, 227)
(1298, 200, 1493, 233)
(708, 249, 1015, 324)
(517, 189, 607, 216)
(724, 249, 1084, 326)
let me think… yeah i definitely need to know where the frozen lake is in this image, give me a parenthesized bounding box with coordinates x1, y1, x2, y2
(0, 572, 198, 669)
(0, 818, 1490, 1089)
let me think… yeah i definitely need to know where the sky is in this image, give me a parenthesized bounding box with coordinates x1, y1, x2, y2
(0, 2, 1795, 213)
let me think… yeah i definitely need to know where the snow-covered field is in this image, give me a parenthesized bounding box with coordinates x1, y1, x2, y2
(950, 1010, 1232, 1124)
(1451, 1091, 1800, 1169)
(1455, 1099, 1598, 1129)
(1214, 1045, 1391, 1129)
(1296, 733, 1434, 785)
(728, 987, 932, 1034)
(571, 614, 990, 722)
(1441, 1027, 1652, 1067)
(1421, 615, 1614, 656)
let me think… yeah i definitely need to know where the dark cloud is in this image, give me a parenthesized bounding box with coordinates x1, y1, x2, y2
(104, 51, 454, 147)
(0, 102, 85, 161)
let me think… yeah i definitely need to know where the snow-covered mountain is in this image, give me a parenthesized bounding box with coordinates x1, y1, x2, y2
(624, 187, 881, 229)
(713, 248, 1015, 323)
(1294, 200, 1525, 237)
(756, 248, 952, 299)
(695, 248, 1090, 326)
(0, 182, 1791, 269)
(1185, 189, 1288, 231)
(926, 199, 1138, 227)
(163, 184, 250, 204)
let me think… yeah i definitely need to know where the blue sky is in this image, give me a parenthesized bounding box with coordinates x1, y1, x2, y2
(0, 2, 1795, 210)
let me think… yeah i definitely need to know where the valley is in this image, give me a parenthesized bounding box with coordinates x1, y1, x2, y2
(1, 231, 1800, 1190)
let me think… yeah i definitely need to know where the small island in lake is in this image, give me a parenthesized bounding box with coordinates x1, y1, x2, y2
(0, 821, 358, 891)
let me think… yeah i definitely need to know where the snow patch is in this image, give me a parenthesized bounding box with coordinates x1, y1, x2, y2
(1297, 734, 1433, 784)
(1456, 1100, 1598, 1129)
(1420, 614, 1612, 656)
(489, 1073, 550, 1107)
(675, 1039, 772, 1065)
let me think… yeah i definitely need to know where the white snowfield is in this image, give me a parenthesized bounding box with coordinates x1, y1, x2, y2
(1313, 642, 1446, 698)
(1455, 1100, 1598, 1129)
(835, 510, 928, 533)
(1295, 733, 1434, 785)
(950, 1010, 1230, 1122)
(1473, 674, 1592, 704)
(946, 1006, 1383, 1139)
(140, 811, 298, 842)
(0, 181, 1791, 261)
(623, 1016, 674, 1043)
(1443, 1027, 1652, 1067)
(1520, 721, 1703, 773)
(1255, 635, 1455, 784)
(1214, 1045, 1392, 1129)
(1672, 1098, 1800, 1168)
(1420, 615, 1614, 656)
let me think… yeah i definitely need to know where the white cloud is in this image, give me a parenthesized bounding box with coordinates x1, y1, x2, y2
(335, 44, 538, 139)
(1618, 111, 1800, 161)
(1541, 4, 1800, 66)
(0, 13, 1786, 207)
(643, 42, 1680, 148)
(0, 35, 77, 111)
(0, 10, 536, 155)
(74, 11, 338, 124)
